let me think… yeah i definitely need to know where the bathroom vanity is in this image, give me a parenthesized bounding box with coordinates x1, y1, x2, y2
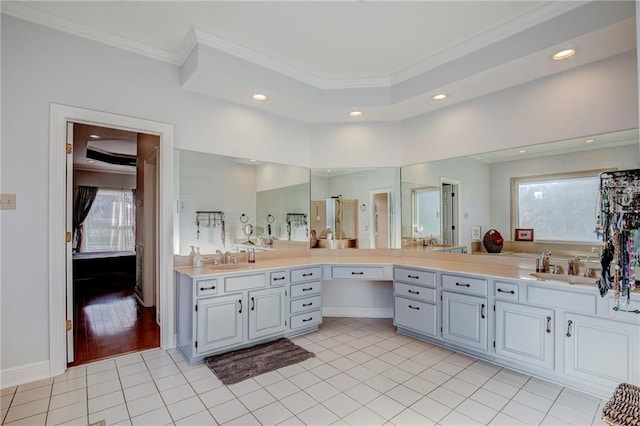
(175, 250, 639, 398)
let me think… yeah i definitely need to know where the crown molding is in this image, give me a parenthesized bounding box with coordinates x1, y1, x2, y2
(2, 0, 590, 91)
(1, 1, 182, 65)
(389, 1, 588, 85)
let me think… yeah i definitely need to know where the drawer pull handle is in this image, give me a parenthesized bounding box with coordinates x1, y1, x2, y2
(302, 273, 314, 277)
(408, 289, 420, 295)
(566, 320, 573, 337)
(407, 275, 419, 279)
(546, 316, 552, 333)
(352, 271, 364, 275)
(456, 282, 471, 288)
(497, 288, 514, 294)
(302, 287, 313, 292)
(302, 317, 314, 322)
(251, 297, 255, 311)
(238, 299, 242, 314)
(273, 277, 285, 281)
(199, 286, 216, 291)
(613, 307, 640, 314)
(408, 305, 420, 310)
(481, 304, 486, 319)
(302, 302, 313, 307)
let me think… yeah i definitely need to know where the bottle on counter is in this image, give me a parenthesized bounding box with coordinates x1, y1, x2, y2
(248, 248, 255, 264)
(193, 247, 203, 267)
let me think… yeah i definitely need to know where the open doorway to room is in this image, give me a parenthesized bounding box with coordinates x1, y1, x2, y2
(441, 180, 459, 246)
(68, 123, 160, 366)
(370, 189, 392, 249)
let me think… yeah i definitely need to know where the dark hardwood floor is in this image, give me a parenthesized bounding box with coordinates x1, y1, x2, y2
(70, 278, 160, 367)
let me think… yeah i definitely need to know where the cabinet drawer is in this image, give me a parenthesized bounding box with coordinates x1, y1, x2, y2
(196, 278, 218, 297)
(394, 282, 436, 303)
(270, 270, 289, 286)
(332, 266, 384, 280)
(224, 273, 266, 293)
(527, 286, 596, 314)
(290, 281, 322, 298)
(290, 310, 322, 330)
(394, 268, 436, 287)
(291, 267, 322, 283)
(290, 295, 322, 314)
(442, 274, 487, 296)
(607, 298, 640, 323)
(494, 281, 519, 301)
(394, 297, 437, 337)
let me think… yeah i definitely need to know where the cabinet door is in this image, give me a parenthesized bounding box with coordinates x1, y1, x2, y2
(442, 291, 488, 352)
(249, 287, 287, 341)
(564, 313, 639, 390)
(495, 301, 554, 370)
(394, 297, 437, 337)
(196, 294, 243, 354)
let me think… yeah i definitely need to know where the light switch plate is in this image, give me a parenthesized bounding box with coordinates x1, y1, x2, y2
(0, 193, 17, 210)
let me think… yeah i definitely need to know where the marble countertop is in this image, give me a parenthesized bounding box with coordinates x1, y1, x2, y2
(174, 249, 639, 295)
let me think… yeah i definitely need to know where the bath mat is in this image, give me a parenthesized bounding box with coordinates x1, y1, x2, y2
(205, 338, 314, 385)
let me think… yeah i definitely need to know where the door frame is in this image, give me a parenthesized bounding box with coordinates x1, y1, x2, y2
(440, 177, 460, 246)
(369, 189, 392, 249)
(49, 104, 174, 376)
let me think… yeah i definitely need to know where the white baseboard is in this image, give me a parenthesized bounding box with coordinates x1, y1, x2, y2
(1, 361, 50, 389)
(323, 306, 393, 318)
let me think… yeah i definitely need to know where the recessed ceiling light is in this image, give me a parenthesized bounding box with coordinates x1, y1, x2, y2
(89, 134, 100, 139)
(553, 49, 575, 60)
(252, 94, 267, 101)
(433, 94, 448, 101)
(326, 169, 332, 173)
(519, 149, 527, 154)
(584, 139, 595, 144)
(250, 159, 257, 163)
(349, 111, 362, 117)
(87, 159, 95, 163)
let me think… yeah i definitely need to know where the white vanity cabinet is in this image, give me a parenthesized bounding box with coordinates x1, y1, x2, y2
(562, 312, 639, 390)
(393, 267, 437, 337)
(287, 266, 323, 335)
(441, 273, 488, 352)
(177, 269, 291, 364)
(196, 293, 243, 355)
(494, 300, 554, 370)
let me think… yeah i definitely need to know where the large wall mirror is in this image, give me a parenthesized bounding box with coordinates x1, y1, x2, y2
(310, 167, 401, 249)
(175, 149, 310, 254)
(401, 128, 640, 251)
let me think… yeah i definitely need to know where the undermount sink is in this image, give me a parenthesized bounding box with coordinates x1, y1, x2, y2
(202, 263, 252, 272)
(530, 272, 598, 286)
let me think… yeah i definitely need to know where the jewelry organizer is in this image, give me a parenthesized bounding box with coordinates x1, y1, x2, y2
(597, 170, 640, 301)
(195, 211, 225, 242)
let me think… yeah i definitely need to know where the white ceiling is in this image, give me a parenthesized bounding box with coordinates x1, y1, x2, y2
(2, 1, 637, 123)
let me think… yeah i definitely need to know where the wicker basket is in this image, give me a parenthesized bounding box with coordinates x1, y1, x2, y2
(483, 229, 504, 253)
(602, 383, 640, 426)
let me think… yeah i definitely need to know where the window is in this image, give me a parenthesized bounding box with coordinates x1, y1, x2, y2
(512, 171, 601, 243)
(411, 187, 440, 237)
(83, 188, 135, 252)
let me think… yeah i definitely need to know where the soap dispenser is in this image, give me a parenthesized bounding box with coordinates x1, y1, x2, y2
(193, 247, 203, 267)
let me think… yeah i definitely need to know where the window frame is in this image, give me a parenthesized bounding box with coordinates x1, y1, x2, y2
(82, 187, 136, 253)
(510, 169, 612, 244)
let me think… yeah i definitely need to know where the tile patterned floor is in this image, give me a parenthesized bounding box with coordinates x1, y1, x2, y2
(1, 317, 608, 425)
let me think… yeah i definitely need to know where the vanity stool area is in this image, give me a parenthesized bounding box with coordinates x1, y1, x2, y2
(175, 251, 640, 400)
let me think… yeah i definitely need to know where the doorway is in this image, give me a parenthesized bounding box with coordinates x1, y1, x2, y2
(49, 104, 174, 377)
(370, 189, 392, 249)
(69, 123, 160, 365)
(441, 180, 459, 246)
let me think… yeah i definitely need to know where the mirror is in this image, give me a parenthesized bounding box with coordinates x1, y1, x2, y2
(401, 128, 640, 250)
(310, 167, 401, 249)
(176, 149, 310, 254)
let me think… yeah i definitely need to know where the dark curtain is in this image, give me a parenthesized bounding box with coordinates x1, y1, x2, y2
(73, 186, 99, 252)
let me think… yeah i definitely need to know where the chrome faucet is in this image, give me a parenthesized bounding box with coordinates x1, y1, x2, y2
(428, 237, 438, 248)
(215, 249, 232, 264)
